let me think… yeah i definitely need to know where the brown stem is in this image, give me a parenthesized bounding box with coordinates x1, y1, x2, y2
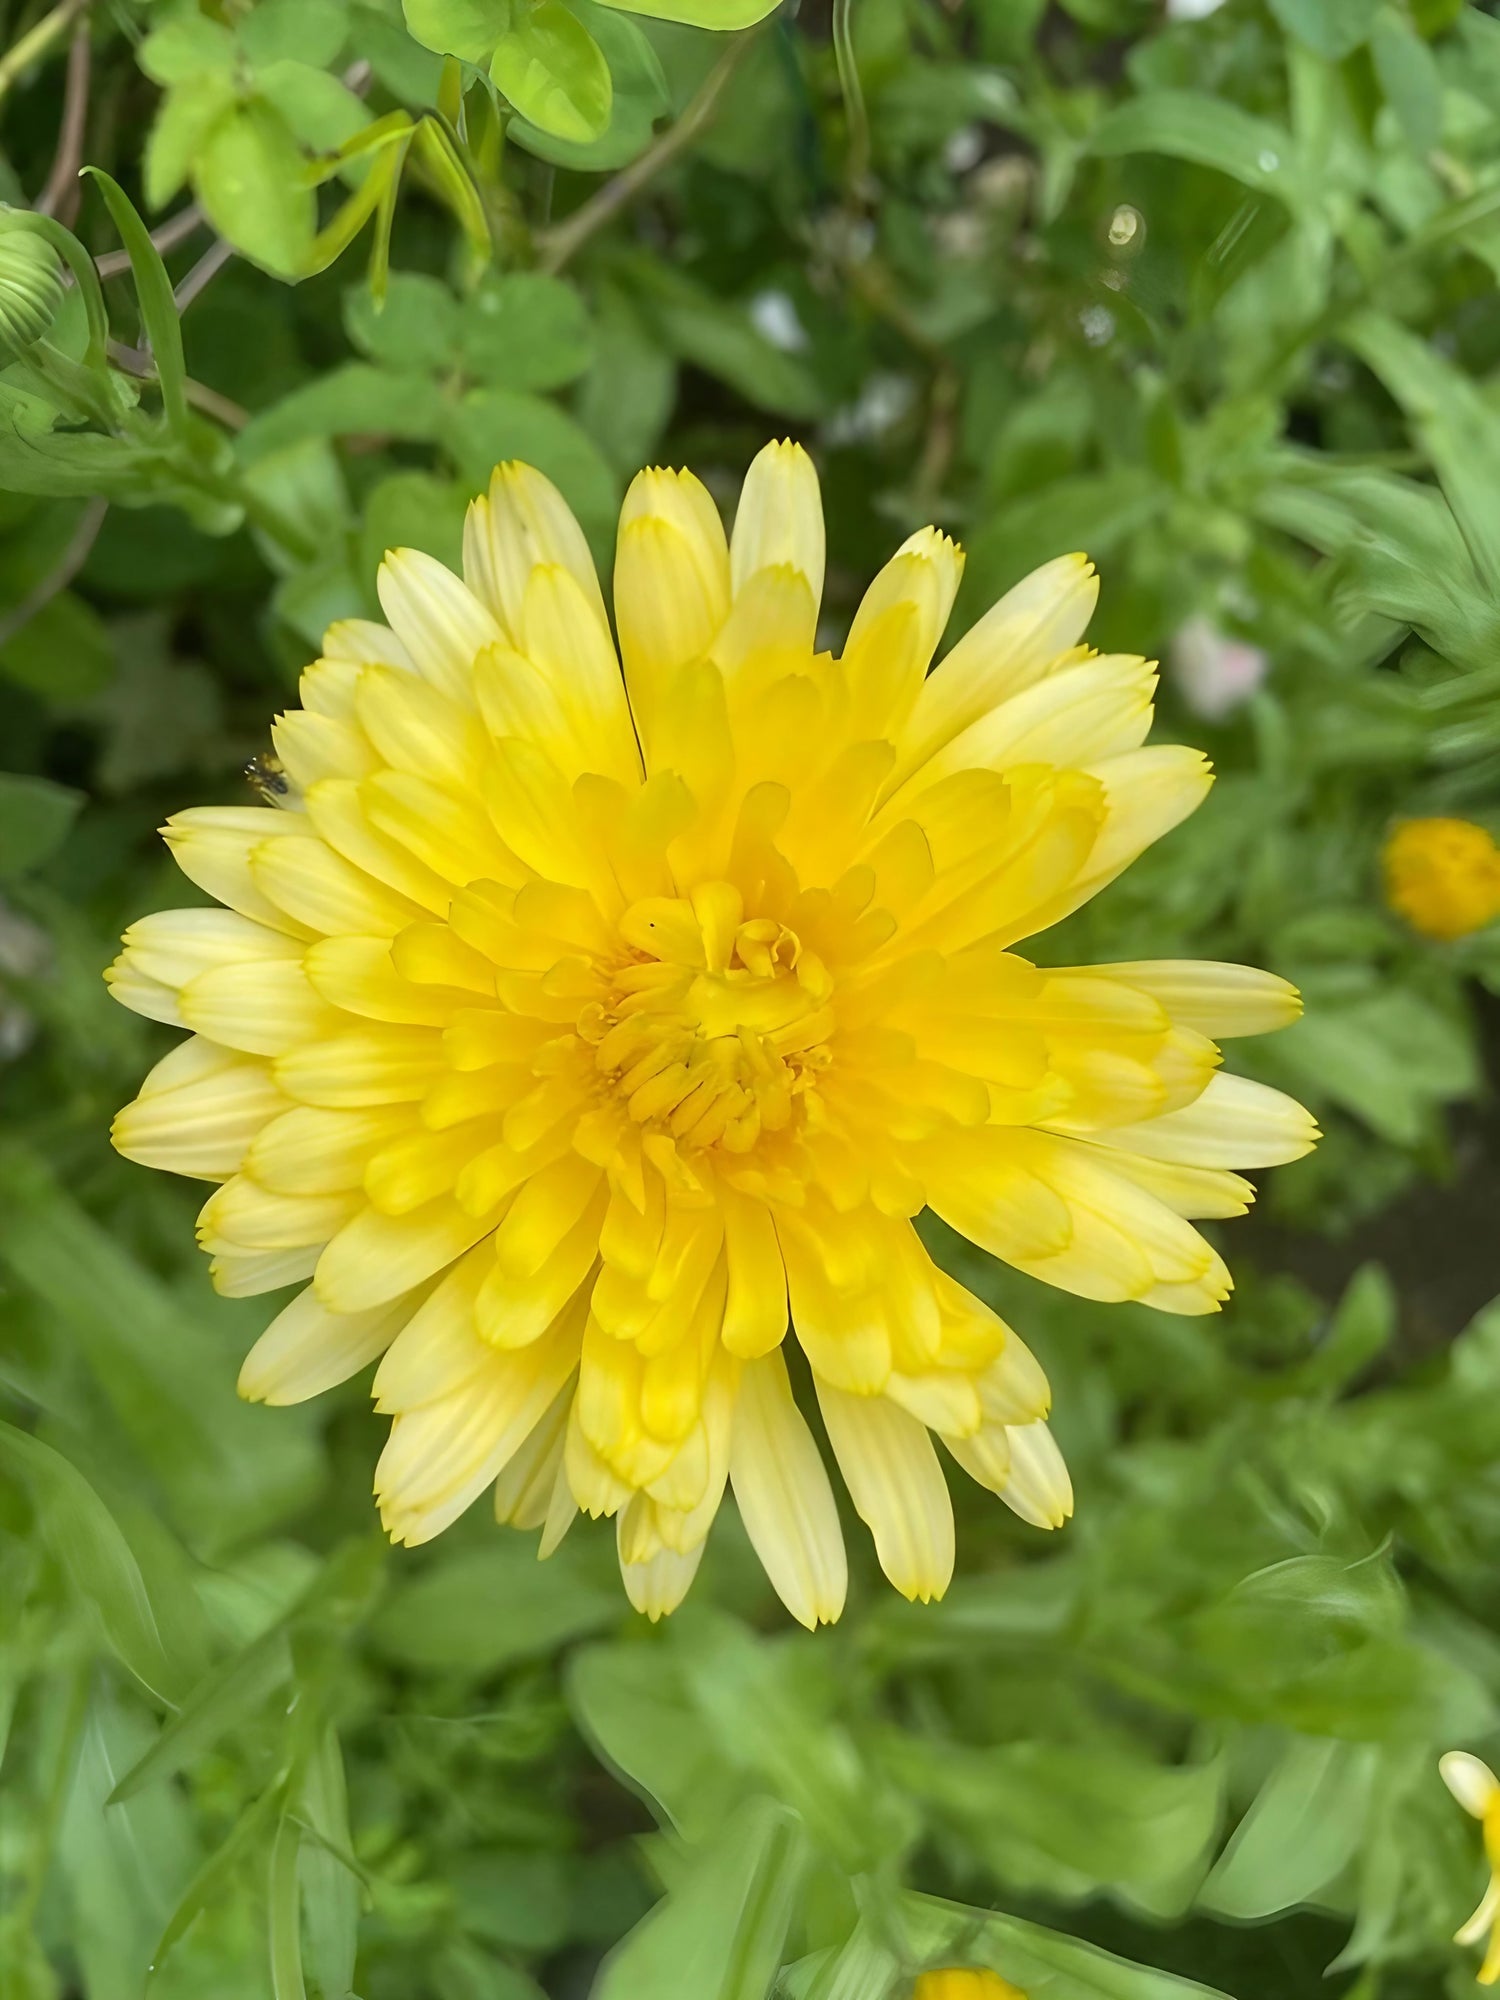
(106, 337, 248, 430)
(94, 202, 204, 278)
(173, 234, 234, 313)
(0, 0, 89, 106)
(536, 34, 757, 275)
(35, 15, 89, 223)
(0, 495, 105, 651)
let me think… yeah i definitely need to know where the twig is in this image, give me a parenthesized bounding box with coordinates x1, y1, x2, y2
(94, 203, 204, 278)
(173, 234, 234, 313)
(35, 15, 89, 223)
(0, 495, 105, 651)
(536, 35, 757, 274)
(106, 337, 248, 430)
(0, 0, 89, 105)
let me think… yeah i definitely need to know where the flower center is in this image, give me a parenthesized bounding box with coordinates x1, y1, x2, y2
(578, 885, 835, 1155)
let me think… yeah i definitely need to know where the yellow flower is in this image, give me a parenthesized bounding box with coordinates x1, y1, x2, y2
(913, 1971, 1026, 2000)
(107, 444, 1316, 1623)
(1383, 817, 1500, 941)
(1441, 1751, 1500, 1984)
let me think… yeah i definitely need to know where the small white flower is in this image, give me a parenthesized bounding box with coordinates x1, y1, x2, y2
(747, 289, 809, 355)
(1170, 615, 1269, 722)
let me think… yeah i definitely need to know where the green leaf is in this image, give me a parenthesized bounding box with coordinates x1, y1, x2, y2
(239, 0, 350, 69)
(459, 272, 594, 392)
(900, 1892, 1234, 2000)
(0, 1420, 182, 1703)
(107, 1627, 294, 1805)
(344, 272, 461, 371)
(592, 0, 779, 25)
(269, 1814, 309, 2000)
(507, 0, 669, 169)
(440, 387, 619, 539)
(568, 1638, 736, 1839)
(403, 0, 512, 63)
(1088, 92, 1305, 211)
(1268, 0, 1380, 59)
(238, 362, 448, 460)
(145, 75, 237, 209)
(593, 1795, 806, 2000)
(1343, 313, 1500, 602)
(576, 283, 675, 474)
(1370, 6, 1442, 155)
(352, 2, 446, 105)
(149, 1783, 286, 1978)
(194, 100, 316, 280)
(1198, 1737, 1378, 1918)
(368, 1541, 615, 1673)
(0, 771, 82, 877)
(491, 0, 613, 145)
(628, 266, 824, 419)
(138, 13, 235, 85)
(359, 469, 468, 584)
(257, 62, 373, 154)
(297, 1728, 359, 2000)
(0, 585, 112, 700)
(82, 168, 191, 441)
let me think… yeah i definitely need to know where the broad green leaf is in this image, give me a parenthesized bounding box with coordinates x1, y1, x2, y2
(344, 272, 461, 371)
(491, 0, 613, 145)
(256, 62, 373, 154)
(568, 1638, 736, 1839)
(403, 0, 512, 63)
(1270, 991, 1478, 1143)
(359, 470, 468, 584)
(1268, 0, 1380, 59)
(0, 772, 82, 877)
(439, 387, 619, 539)
(507, 0, 669, 169)
(593, 0, 780, 24)
(194, 100, 316, 280)
(0, 1420, 182, 1703)
(352, 2, 446, 104)
(1371, 6, 1442, 155)
(627, 266, 824, 419)
(593, 1795, 806, 2000)
(138, 14, 235, 85)
(145, 76, 237, 209)
(238, 362, 448, 461)
(1198, 1737, 1377, 1918)
(1088, 93, 1305, 211)
(459, 272, 594, 392)
(239, 0, 350, 69)
(368, 1540, 615, 1673)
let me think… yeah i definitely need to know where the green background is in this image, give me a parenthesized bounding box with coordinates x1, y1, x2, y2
(2, 0, 1500, 1995)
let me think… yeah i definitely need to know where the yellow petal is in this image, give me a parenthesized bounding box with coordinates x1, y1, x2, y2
(179, 959, 341, 1057)
(275, 1027, 443, 1108)
(729, 438, 824, 610)
(316, 1194, 497, 1312)
(1086, 960, 1302, 1039)
(239, 1284, 413, 1404)
(162, 807, 313, 936)
(247, 1103, 412, 1194)
(376, 546, 503, 705)
(815, 1380, 954, 1602)
(463, 461, 607, 641)
(113, 1052, 285, 1181)
(730, 1349, 847, 1628)
(251, 833, 426, 938)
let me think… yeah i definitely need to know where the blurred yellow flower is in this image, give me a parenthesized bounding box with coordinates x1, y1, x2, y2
(913, 1970, 1028, 2000)
(1383, 817, 1500, 941)
(1442, 1751, 1500, 1984)
(106, 444, 1316, 1623)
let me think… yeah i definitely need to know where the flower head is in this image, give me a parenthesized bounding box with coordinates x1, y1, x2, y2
(107, 443, 1315, 1623)
(913, 1971, 1027, 2000)
(1384, 817, 1500, 941)
(1441, 1751, 1500, 1983)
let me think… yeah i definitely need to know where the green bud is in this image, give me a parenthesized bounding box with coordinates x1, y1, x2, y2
(0, 224, 65, 367)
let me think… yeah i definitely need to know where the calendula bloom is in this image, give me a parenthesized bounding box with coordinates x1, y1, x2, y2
(1383, 817, 1500, 941)
(1441, 1751, 1500, 1983)
(913, 1971, 1027, 2000)
(107, 444, 1315, 1624)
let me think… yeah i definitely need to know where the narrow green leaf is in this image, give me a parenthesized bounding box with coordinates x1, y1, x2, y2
(0, 1421, 180, 1704)
(81, 169, 191, 441)
(148, 1783, 285, 1981)
(297, 1727, 360, 2000)
(1371, 5, 1442, 155)
(107, 1627, 294, 1805)
(1088, 93, 1304, 212)
(412, 116, 492, 259)
(269, 1814, 308, 2000)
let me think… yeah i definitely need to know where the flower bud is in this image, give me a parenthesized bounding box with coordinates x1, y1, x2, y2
(0, 223, 64, 366)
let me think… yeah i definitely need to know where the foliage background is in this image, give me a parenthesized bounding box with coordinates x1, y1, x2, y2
(3, 0, 1500, 1994)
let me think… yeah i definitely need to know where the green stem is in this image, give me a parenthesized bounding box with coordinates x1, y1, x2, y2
(832, 0, 871, 197)
(0, 0, 90, 106)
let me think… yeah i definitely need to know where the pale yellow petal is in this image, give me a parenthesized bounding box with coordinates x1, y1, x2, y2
(729, 1349, 847, 1628)
(179, 959, 341, 1057)
(1086, 960, 1302, 1039)
(161, 808, 313, 936)
(316, 1194, 497, 1312)
(729, 438, 824, 610)
(1442, 1751, 1500, 1819)
(463, 460, 606, 641)
(815, 1380, 954, 1602)
(376, 546, 503, 704)
(113, 1054, 285, 1181)
(238, 1284, 413, 1404)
